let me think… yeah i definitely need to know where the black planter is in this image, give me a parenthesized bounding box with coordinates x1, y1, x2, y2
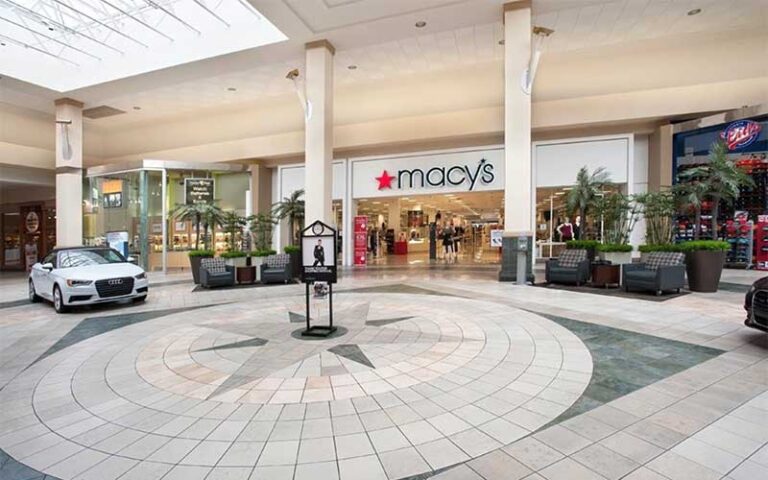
(288, 251, 301, 280)
(685, 250, 726, 292)
(189, 255, 213, 284)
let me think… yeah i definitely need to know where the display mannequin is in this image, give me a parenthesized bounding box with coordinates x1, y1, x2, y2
(574, 216, 582, 240)
(557, 217, 574, 242)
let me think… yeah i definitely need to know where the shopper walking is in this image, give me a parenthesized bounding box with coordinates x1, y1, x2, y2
(442, 223, 455, 263)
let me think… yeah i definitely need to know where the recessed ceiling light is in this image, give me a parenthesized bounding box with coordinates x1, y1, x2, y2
(415, 21, 427, 28)
(498, 39, 505, 45)
(132, 106, 141, 110)
(347, 65, 357, 70)
(687, 8, 701, 16)
(227, 87, 237, 91)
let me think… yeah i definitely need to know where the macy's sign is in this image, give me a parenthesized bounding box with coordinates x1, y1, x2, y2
(375, 159, 496, 191)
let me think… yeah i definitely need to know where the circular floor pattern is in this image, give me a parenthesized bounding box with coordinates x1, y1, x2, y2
(0, 293, 593, 480)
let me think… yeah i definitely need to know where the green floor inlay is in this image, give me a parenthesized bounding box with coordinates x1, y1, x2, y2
(537, 312, 725, 425)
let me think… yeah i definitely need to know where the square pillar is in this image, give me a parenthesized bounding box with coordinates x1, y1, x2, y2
(304, 40, 335, 225)
(54, 98, 84, 248)
(499, 1, 534, 282)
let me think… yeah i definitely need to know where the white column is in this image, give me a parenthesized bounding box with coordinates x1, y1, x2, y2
(499, 1, 533, 282)
(304, 40, 335, 225)
(54, 98, 84, 247)
(503, 1, 532, 236)
(388, 199, 401, 236)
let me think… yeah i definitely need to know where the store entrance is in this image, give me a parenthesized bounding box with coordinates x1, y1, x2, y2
(355, 191, 503, 266)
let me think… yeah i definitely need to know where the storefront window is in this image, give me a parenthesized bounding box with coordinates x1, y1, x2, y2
(673, 115, 767, 241)
(85, 165, 249, 272)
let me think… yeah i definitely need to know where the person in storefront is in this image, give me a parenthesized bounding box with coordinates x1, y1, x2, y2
(369, 226, 379, 258)
(557, 217, 574, 242)
(442, 223, 455, 263)
(454, 222, 464, 254)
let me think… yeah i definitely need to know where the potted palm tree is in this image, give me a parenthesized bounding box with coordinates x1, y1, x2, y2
(566, 166, 611, 241)
(635, 191, 676, 247)
(171, 201, 224, 283)
(221, 211, 247, 267)
(172, 202, 212, 283)
(675, 141, 753, 292)
(272, 189, 305, 246)
(594, 192, 639, 264)
(248, 212, 277, 280)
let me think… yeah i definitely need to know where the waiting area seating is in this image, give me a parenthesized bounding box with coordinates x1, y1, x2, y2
(623, 252, 686, 296)
(545, 249, 591, 286)
(200, 258, 236, 288)
(260, 254, 293, 284)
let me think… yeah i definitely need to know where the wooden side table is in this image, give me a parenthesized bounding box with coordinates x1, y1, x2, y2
(592, 263, 620, 288)
(236, 266, 256, 284)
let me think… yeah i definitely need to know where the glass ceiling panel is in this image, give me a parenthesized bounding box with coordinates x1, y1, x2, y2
(0, 0, 287, 91)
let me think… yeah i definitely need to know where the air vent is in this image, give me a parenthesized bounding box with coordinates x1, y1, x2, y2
(82, 105, 126, 119)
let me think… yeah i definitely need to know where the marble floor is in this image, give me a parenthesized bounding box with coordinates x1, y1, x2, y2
(0, 267, 766, 480)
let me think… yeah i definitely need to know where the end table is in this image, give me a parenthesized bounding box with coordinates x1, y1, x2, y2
(591, 263, 620, 288)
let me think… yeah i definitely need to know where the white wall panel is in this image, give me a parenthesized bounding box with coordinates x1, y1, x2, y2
(535, 137, 629, 187)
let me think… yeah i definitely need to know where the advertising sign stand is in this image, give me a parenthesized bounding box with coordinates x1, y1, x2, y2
(300, 220, 338, 337)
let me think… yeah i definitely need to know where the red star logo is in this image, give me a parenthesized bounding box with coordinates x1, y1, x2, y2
(376, 170, 395, 190)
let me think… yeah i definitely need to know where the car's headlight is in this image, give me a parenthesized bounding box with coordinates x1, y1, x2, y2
(66, 279, 93, 287)
(134, 272, 146, 280)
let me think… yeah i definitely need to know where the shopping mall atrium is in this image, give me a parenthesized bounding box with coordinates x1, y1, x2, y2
(1, 1, 767, 479)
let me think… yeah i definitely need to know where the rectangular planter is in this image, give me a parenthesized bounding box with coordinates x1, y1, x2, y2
(225, 256, 247, 268)
(598, 251, 633, 265)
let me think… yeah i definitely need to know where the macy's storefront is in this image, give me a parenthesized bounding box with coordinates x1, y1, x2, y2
(275, 134, 646, 267)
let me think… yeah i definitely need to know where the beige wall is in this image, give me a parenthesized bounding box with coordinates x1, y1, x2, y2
(1, 29, 766, 171)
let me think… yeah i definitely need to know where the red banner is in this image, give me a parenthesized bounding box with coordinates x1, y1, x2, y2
(354, 216, 368, 266)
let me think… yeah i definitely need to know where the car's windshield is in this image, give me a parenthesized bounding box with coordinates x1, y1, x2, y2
(59, 249, 126, 268)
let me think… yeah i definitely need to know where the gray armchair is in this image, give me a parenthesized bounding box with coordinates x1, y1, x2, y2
(200, 258, 235, 288)
(545, 249, 590, 286)
(261, 254, 292, 284)
(623, 252, 685, 296)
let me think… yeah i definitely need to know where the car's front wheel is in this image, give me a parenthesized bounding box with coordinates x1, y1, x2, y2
(29, 280, 40, 303)
(53, 285, 68, 313)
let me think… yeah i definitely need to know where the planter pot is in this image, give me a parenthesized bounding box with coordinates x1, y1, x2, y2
(251, 256, 266, 282)
(225, 257, 247, 268)
(598, 251, 632, 265)
(288, 252, 301, 279)
(685, 250, 726, 292)
(188, 255, 212, 284)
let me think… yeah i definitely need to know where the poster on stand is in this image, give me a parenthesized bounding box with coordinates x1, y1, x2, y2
(354, 216, 368, 266)
(106, 231, 130, 257)
(300, 221, 337, 283)
(490, 229, 503, 248)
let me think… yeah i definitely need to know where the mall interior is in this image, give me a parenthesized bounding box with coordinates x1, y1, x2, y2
(1, 0, 766, 273)
(1, 2, 768, 480)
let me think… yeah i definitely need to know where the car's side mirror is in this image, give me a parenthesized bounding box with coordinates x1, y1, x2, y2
(127, 256, 138, 265)
(41, 263, 54, 271)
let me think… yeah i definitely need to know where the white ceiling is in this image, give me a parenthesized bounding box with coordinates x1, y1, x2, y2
(2, 0, 767, 124)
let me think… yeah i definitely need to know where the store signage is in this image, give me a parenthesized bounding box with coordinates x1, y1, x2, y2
(721, 120, 762, 151)
(354, 216, 368, 266)
(376, 159, 496, 191)
(24, 211, 40, 234)
(185, 178, 215, 204)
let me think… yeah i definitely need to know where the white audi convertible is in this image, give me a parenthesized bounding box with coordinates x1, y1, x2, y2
(29, 247, 149, 313)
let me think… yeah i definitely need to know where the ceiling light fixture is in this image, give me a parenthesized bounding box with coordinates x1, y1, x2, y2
(687, 8, 702, 16)
(133, 106, 141, 110)
(227, 87, 237, 91)
(347, 65, 357, 70)
(415, 21, 427, 28)
(498, 39, 504, 45)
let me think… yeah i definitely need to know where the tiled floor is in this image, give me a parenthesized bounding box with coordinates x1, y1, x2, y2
(0, 267, 766, 480)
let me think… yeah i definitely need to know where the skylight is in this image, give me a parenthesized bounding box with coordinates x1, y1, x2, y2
(0, 0, 287, 91)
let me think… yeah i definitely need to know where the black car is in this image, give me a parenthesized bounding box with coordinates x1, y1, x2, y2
(745, 276, 768, 332)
